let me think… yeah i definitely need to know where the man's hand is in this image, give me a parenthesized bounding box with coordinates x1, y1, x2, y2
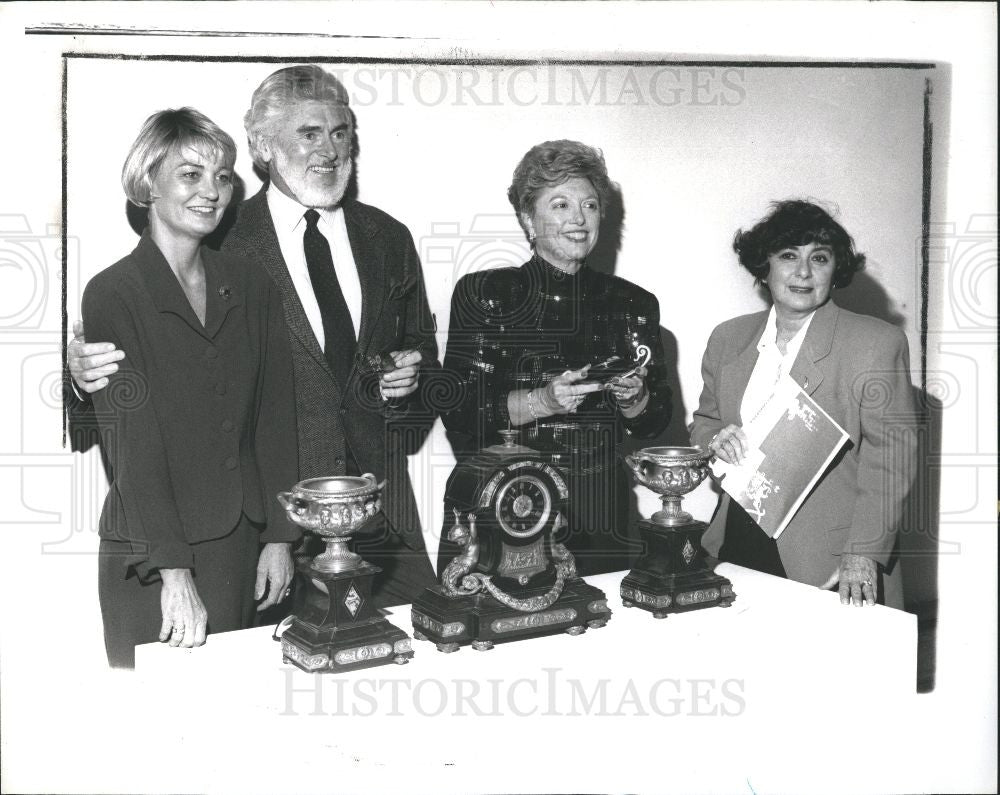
(379, 349, 423, 399)
(255, 542, 294, 611)
(68, 320, 124, 394)
(820, 553, 879, 606)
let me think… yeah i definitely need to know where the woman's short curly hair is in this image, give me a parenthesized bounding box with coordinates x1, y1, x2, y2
(121, 107, 237, 208)
(732, 199, 866, 288)
(507, 140, 613, 238)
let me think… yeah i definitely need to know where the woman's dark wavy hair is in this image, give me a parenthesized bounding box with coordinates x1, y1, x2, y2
(507, 140, 612, 239)
(732, 200, 866, 288)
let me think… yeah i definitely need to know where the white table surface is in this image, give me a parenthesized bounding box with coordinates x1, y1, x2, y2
(129, 564, 918, 793)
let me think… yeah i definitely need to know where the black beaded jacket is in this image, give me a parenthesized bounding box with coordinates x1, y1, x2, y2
(441, 256, 671, 469)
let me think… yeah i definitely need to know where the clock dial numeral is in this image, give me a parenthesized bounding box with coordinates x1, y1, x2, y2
(495, 475, 552, 539)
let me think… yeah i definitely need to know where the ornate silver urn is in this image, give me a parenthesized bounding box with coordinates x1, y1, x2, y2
(278, 473, 383, 574)
(624, 446, 711, 526)
(620, 445, 735, 618)
(276, 474, 413, 672)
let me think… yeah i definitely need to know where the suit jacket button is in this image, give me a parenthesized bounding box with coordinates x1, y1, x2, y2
(221, 419, 234, 432)
(215, 383, 227, 395)
(224, 457, 238, 470)
(339, 407, 347, 415)
(335, 456, 345, 468)
(205, 346, 218, 360)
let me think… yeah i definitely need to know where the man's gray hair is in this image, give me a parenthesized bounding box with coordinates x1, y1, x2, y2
(244, 65, 352, 171)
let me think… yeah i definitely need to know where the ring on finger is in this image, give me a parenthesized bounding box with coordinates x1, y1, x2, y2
(173, 626, 185, 635)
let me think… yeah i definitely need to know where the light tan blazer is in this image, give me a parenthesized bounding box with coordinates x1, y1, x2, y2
(690, 300, 918, 607)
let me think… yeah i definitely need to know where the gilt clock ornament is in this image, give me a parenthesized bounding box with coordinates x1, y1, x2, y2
(411, 431, 611, 651)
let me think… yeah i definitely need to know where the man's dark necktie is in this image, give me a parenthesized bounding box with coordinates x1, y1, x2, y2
(302, 209, 357, 383)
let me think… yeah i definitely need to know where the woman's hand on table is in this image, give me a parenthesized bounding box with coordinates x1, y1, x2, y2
(820, 553, 879, 606)
(159, 568, 208, 647)
(256, 542, 294, 611)
(707, 424, 750, 466)
(540, 368, 602, 415)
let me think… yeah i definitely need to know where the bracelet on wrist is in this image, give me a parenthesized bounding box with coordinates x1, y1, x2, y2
(526, 389, 541, 420)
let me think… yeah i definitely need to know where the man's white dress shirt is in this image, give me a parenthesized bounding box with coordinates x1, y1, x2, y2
(267, 185, 363, 350)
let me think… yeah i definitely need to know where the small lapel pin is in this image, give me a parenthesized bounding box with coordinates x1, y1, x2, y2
(218, 286, 232, 300)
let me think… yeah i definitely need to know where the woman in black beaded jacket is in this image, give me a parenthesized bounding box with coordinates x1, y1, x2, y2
(438, 140, 671, 577)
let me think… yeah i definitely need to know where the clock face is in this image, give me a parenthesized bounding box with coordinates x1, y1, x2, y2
(494, 474, 552, 539)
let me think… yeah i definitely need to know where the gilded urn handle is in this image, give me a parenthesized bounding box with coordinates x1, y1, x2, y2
(361, 472, 388, 492)
(277, 491, 307, 512)
(624, 453, 651, 488)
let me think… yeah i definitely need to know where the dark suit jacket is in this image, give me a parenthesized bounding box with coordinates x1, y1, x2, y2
(690, 300, 918, 606)
(82, 231, 300, 579)
(219, 188, 439, 551)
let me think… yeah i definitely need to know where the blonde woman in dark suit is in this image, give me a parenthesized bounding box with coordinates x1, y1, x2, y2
(83, 108, 299, 667)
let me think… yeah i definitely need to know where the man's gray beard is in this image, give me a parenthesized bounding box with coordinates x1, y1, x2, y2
(274, 154, 353, 209)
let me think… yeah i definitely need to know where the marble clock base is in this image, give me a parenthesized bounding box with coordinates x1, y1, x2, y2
(410, 577, 611, 652)
(281, 561, 414, 673)
(620, 519, 736, 618)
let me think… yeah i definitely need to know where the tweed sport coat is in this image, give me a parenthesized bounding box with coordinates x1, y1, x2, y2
(690, 300, 918, 606)
(219, 188, 440, 551)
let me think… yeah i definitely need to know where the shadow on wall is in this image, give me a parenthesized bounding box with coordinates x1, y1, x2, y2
(902, 388, 942, 693)
(835, 268, 909, 329)
(834, 266, 941, 691)
(587, 182, 625, 279)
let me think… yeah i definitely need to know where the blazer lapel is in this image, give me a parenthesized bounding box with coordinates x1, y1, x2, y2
(719, 313, 767, 423)
(133, 232, 239, 342)
(201, 249, 243, 339)
(240, 189, 340, 387)
(344, 201, 386, 359)
(790, 300, 838, 396)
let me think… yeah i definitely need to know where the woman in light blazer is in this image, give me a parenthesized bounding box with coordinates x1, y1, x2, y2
(690, 200, 917, 609)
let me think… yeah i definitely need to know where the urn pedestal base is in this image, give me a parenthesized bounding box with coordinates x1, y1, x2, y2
(620, 519, 736, 618)
(281, 560, 414, 673)
(410, 578, 611, 652)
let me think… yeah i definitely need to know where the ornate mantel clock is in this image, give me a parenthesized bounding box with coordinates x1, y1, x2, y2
(411, 431, 611, 652)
